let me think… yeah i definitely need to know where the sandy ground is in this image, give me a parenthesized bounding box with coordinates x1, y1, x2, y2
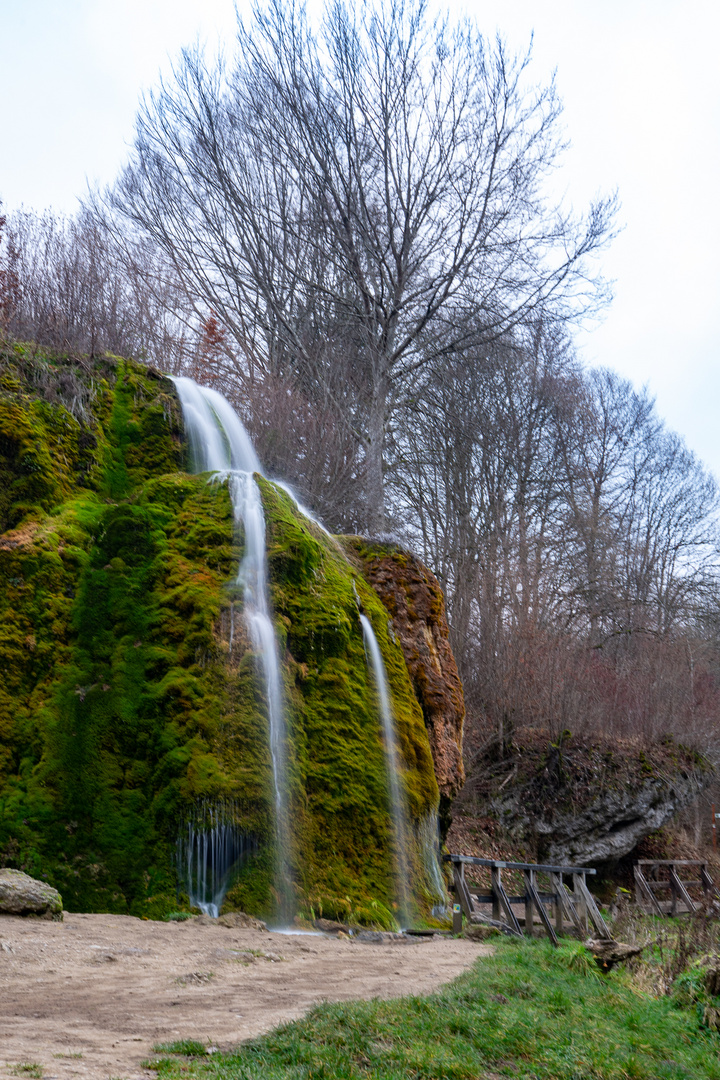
(0, 913, 490, 1080)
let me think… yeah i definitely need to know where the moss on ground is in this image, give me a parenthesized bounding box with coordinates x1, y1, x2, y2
(0, 349, 442, 924)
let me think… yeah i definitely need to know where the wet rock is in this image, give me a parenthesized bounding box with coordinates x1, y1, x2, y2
(0, 869, 63, 920)
(314, 918, 353, 935)
(355, 930, 423, 945)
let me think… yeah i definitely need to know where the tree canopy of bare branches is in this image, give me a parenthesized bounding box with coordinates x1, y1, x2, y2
(108, 0, 616, 530)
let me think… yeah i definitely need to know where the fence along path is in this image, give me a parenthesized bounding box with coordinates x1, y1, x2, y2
(634, 859, 720, 916)
(445, 853, 608, 945)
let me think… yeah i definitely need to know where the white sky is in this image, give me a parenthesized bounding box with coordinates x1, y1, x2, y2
(1, 0, 719, 476)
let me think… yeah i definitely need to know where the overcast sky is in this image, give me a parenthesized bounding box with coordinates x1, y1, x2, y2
(2, 0, 719, 476)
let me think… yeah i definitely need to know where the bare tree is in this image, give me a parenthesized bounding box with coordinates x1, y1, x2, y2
(107, 0, 616, 531)
(0, 206, 196, 367)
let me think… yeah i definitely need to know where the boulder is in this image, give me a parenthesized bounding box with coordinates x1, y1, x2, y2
(216, 912, 267, 931)
(0, 869, 63, 920)
(585, 938, 643, 971)
(313, 918, 353, 935)
(463, 922, 501, 941)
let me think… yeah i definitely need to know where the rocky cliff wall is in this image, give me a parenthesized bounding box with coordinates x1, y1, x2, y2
(0, 347, 457, 924)
(453, 730, 711, 866)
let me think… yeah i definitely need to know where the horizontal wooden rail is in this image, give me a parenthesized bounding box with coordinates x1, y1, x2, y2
(447, 852, 604, 945)
(444, 854, 596, 876)
(634, 859, 719, 915)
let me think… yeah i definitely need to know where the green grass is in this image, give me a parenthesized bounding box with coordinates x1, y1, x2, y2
(140, 937, 720, 1079)
(153, 1040, 209, 1056)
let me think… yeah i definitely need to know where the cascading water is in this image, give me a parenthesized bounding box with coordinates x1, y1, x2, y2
(417, 811, 449, 916)
(177, 802, 257, 917)
(171, 376, 290, 914)
(359, 614, 411, 926)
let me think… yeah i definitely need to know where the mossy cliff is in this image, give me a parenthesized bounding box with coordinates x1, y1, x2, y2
(342, 540, 465, 837)
(0, 347, 451, 924)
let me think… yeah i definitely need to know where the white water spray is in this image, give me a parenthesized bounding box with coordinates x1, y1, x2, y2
(171, 376, 290, 910)
(359, 614, 411, 926)
(177, 802, 256, 917)
(417, 811, 448, 915)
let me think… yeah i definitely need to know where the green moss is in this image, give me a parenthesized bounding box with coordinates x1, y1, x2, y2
(259, 479, 440, 922)
(0, 351, 443, 924)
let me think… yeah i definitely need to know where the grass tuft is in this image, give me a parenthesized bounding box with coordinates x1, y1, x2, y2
(152, 1040, 208, 1056)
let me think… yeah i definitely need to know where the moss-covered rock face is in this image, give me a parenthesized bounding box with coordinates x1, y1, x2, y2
(342, 539, 465, 838)
(0, 348, 448, 924)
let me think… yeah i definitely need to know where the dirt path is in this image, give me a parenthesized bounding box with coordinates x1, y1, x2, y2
(0, 913, 489, 1080)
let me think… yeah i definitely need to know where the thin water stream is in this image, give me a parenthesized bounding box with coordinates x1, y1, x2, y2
(359, 614, 411, 926)
(177, 802, 256, 917)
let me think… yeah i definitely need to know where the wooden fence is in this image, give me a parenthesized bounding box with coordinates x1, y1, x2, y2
(634, 859, 720, 916)
(445, 853, 608, 945)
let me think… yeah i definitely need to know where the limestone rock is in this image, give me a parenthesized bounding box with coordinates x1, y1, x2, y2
(216, 911, 268, 931)
(462, 732, 710, 866)
(355, 930, 422, 944)
(0, 869, 63, 920)
(463, 922, 501, 941)
(346, 542, 465, 803)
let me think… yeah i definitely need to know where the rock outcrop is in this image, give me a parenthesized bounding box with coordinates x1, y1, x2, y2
(345, 540, 465, 812)
(0, 349, 461, 924)
(0, 869, 63, 919)
(456, 730, 711, 866)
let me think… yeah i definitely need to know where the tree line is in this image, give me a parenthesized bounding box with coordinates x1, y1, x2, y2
(1, 0, 718, 764)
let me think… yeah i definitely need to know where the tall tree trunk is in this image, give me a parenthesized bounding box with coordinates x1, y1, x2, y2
(366, 374, 387, 534)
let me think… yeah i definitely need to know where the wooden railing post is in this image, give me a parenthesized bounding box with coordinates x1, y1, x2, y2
(670, 862, 678, 917)
(491, 866, 501, 924)
(443, 853, 601, 944)
(555, 874, 564, 935)
(524, 870, 534, 937)
(573, 873, 588, 934)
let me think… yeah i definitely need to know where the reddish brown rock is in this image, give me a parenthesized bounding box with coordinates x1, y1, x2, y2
(346, 540, 465, 806)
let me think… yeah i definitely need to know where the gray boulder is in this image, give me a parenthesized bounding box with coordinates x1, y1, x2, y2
(0, 869, 63, 920)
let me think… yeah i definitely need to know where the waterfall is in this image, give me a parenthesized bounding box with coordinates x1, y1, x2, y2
(359, 614, 411, 926)
(417, 811, 449, 915)
(177, 802, 256, 917)
(171, 376, 290, 913)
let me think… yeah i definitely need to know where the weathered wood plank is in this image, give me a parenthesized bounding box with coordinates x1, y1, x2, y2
(636, 859, 707, 867)
(550, 872, 584, 937)
(573, 874, 609, 937)
(446, 854, 595, 875)
(492, 867, 523, 936)
(633, 865, 664, 917)
(525, 870, 558, 946)
(452, 862, 475, 919)
(669, 866, 697, 913)
(701, 865, 720, 900)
